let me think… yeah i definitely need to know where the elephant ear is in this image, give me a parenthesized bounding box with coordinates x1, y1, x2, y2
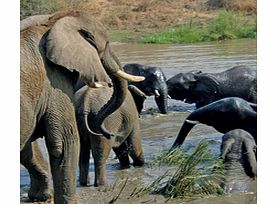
(182, 72, 199, 90)
(45, 15, 110, 84)
(220, 136, 235, 160)
(243, 137, 257, 177)
(193, 74, 220, 93)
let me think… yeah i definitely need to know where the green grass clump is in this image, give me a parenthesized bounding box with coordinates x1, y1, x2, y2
(145, 141, 225, 201)
(141, 10, 256, 44)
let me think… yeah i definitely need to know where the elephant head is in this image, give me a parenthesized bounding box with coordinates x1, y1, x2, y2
(167, 70, 218, 108)
(167, 66, 257, 108)
(123, 63, 168, 114)
(45, 11, 144, 138)
(220, 129, 257, 192)
(221, 129, 257, 178)
(171, 97, 257, 149)
(167, 70, 202, 102)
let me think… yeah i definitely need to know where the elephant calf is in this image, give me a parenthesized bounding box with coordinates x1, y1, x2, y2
(220, 129, 257, 193)
(74, 85, 144, 186)
(167, 65, 257, 108)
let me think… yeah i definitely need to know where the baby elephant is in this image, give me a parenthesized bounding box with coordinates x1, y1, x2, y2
(220, 129, 257, 193)
(74, 85, 144, 187)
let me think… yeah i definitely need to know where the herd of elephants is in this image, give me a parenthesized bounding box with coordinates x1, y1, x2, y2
(20, 11, 257, 203)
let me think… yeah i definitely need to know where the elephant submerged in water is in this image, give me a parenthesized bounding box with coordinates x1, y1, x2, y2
(20, 11, 144, 203)
(171, 97, 257, 149)
(74, 85, 144, 187)
(123, 63, 169, 114)
(220, 129, 257, 193)
(167, 65, 257, 108)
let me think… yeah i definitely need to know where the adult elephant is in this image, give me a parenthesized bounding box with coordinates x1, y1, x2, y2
(20, 11, 144, 203)
(123, 63, 168, 114)
(171, 97, 257, 149)
(167, 65, 257, 108)
(74, 85, 144, 187)
(220, 129, 257, 193)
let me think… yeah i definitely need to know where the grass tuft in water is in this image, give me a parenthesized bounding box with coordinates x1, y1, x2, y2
(145, 141, 225, 201)
(141, 10, 256, 44)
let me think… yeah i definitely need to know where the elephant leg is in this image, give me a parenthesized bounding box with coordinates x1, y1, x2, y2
(79, 137, 91, 186)
(44, 100, 79, 204)
(113, 141, 131, 167)
(20, 141, 51, 201)
(127, 124, 144, 166)
(91, 137, 112, 186)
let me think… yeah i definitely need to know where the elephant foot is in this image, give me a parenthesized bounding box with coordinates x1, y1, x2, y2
(28, 188, 51, 202)
(28, 174, 51, 201)
(79, 173, 91, 186)
(80, 180, 90, 186)
(133, 159, 144, 166)
(94, 181, 108, 187)
(119, 163, 131, 169)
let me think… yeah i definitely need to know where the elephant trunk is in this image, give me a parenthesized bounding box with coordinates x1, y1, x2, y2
(95, 75, 127, 139)
(94, 44, 133, 139)
(154, 86, 168, 114)
(171, 116, 198, 149)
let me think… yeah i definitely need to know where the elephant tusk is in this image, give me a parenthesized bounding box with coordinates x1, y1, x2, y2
(86, 82, 113, 88)
(186, 119, 200, 125)
(167, 95, 171, 99)
(114, 70, 145, 82)
(154, 90, 160, 97)
(86, 82, 104, 88)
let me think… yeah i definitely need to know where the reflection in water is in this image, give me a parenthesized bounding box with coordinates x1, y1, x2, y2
(20, 39, 257, 203)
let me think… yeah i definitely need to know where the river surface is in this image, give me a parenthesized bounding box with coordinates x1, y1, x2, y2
(20, 39, 257, 203)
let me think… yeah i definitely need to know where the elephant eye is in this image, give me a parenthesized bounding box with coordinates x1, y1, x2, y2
(79, 29, 98, 51)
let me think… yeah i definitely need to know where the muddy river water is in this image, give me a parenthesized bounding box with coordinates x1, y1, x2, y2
(20, 39, 257, 203)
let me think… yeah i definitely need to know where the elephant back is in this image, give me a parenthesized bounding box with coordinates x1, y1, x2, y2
(75, 85, 138, 135)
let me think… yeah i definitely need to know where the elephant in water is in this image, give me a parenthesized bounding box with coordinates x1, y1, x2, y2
(167, 65, 257, 108)
(220, 129, 257, 193)
(74, 85, 144, 187)
(20, 11, 144, 203)
(171, 97, 257, 149)
(123, 63, 169, 114)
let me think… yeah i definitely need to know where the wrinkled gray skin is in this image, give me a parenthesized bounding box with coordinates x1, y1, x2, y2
(74, 85, 144, 186)
(20, 14, 54, 31)
(123, 63, 168, 114)
(167, 65, 257, 108)
(220, 129, 257, 193)
(172, 97, 257, 149)
(20, 11, 142, 203)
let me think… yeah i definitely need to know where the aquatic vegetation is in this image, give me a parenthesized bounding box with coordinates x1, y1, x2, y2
(141, 10, 256, 44)
(145, 141, 225, 201)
